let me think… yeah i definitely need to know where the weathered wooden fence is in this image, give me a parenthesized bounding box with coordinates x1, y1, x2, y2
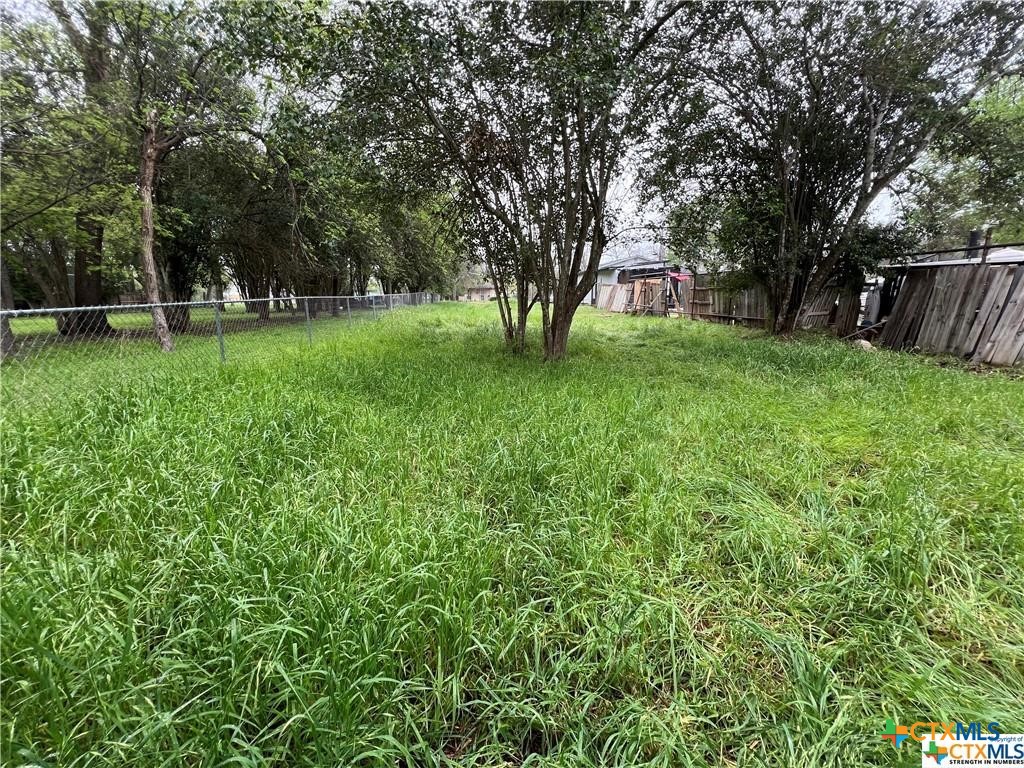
(685, 274, 846, 331)
(686, 274, 769, 326)
(595, 273, 848, 331)
(879, 261, 1024, 365)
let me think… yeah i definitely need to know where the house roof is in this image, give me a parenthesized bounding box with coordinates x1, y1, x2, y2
(600, 256, 672, 270)
(904, 247, 1024, 269)
(597, 239, 671, 270)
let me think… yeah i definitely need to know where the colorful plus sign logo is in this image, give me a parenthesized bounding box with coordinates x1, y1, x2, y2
(881, 718, 910, 747)
(925, 741, 949, 764)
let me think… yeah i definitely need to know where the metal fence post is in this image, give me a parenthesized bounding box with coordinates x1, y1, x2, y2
(214, 302, 226, 362)
(303, 298, 312, 344)
(346, 297, 352, 324)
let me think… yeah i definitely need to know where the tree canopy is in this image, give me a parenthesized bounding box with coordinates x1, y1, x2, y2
(2, 0, 1022, 352)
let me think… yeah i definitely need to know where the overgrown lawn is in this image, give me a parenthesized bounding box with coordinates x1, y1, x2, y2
(2, 303, 1022, 766)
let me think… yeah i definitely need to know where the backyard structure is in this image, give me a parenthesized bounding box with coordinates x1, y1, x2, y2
(588, 244, 1024, 367)
(594, 271, 847, 331)
(465, 284, 498, 302)
(588, 246, 694, 317)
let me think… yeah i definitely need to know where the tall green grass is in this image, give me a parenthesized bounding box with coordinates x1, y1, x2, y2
(2, 303, 1022, 766)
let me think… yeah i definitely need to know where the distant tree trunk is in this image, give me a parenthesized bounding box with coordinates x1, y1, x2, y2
(139, 113, 174, 352)
(207, 257, 225, 310)
(158, 258, 193, 334)
(65, 215, 113, 336)
(48, 1, 114, 337)
(21, 239, 75, 332)
(164, 305, 190, 334)
(1, 256, 15, 360)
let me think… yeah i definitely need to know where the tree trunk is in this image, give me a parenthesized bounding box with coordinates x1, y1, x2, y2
(772, 265, 810, 335)
(513, 273, 531, 354)
(165, 305, 190, 334)
(514, 297, 528, 353)
(139, 115, 174, 352)
(207, 261, 225, 310)
(68, 214, 112, 336)
(774, 303, 801, 335)
(1, 255, 16, 360)
(544, 303, 575, 361)
(50, 1, 113, 337)
(257, 300, 270, 321)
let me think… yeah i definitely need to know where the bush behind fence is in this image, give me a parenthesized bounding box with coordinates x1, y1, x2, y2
(0, 292, 439, 408)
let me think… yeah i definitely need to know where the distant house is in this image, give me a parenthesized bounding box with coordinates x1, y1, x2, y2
(466, 283, 497, 302)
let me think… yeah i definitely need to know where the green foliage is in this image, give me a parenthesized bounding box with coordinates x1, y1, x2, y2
(0, 1, 464, 311)
(650, 2, 1024, 331)
(3, 303, 1023, 765)
(903, 77, 1024, 249)
(0, 10, 136, 281)
(837, 224, 915, 285)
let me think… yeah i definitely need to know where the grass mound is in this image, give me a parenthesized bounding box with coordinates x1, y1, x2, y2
(3, 303, 1023, 766)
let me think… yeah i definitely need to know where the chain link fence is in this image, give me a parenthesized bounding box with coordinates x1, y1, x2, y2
(1, 292, 440, 409)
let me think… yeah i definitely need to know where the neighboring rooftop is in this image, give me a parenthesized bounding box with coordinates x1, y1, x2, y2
(904, 247, 1024, 269)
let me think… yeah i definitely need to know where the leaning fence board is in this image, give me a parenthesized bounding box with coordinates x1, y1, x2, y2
(919, 266, 961, 352)
(949, 266, 990, 354)
(991, 311, 1024, 365)
(877, 261, 1024, 365)
(969, 267, 1016, 362)
(879, 272, 917, 347)
(937, 266, 974, 353)
(977, 269, 1024, 365)
(881, 270, 935, 349)
(610, 284, 628, 313)
(960, 267, 1010, 356)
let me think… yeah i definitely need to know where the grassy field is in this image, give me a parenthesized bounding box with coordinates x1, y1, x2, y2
(2, 302, 1022, 766)
(1, 307, 379, 407)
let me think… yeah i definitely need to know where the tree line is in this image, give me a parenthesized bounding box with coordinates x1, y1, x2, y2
(1, 1, 463, 351)
(2, 1, 1022, 358)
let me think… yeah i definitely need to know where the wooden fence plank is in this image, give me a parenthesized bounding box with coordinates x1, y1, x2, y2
(960, 267, 1010, 356)
(981, 270, 1024, 365)
(970, 267, 1016, 363)
(880, 270, 920, 347)
(949, 266, 990, 354)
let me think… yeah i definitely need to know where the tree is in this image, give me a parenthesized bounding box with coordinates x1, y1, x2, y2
(46, 1, 121, 334)
(109, 0, 255, 350)
(328, 1, 688, 358)
(901, 77, 1024, 248)
(1, 7, 132, 334)
(1, 256, 15, 359)
(651, 1, 1024, 333)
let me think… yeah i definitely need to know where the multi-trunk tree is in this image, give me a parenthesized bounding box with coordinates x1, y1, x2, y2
(332, 1, 689, 359)
(651, 1, 1024, 333)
